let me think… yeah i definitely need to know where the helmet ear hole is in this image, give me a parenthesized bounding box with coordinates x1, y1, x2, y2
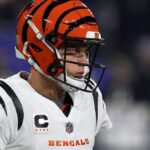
(47, 59, 63, 76)
(45, 32, 57, 44)
(47, 65, 58, 76)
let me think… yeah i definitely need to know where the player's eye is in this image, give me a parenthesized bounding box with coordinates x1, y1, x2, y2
(59, 45, 91, 57)
(65, 48, 78, 55)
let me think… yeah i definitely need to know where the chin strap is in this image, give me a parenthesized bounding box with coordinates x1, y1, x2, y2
(57, 72, 86, 93)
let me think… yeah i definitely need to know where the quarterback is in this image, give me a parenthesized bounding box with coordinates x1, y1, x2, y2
(0, 0, 112, 150)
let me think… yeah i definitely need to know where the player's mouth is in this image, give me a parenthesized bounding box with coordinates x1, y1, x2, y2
(74, 72, 84, 79)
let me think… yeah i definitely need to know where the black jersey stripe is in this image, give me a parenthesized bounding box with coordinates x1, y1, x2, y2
(42, 0, 69, 32)
(54, 6, 87, 33)
(0, 80, 24, 130)
(22, 0, 46, 44)
(84, 80, 95, 93)
(92, 90, 98, 125)
(84, 78, 95, 88)
(84, 78, 98, 125)
(64, 16, 96, 36)
(0, 96, 7, 116)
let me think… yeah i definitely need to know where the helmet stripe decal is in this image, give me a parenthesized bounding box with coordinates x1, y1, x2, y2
(22, 0, 46, 44)
(64, 16, 96, 35)
(54, 6, 87, 33)
(27, 44, 41, 67)
(17, 1, 34, 22)
(42, 0, 69, 32)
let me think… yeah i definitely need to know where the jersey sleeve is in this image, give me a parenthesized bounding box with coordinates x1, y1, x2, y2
(0, 100, 9, 149)
(95, 89, 113, 135)
(0, 86, 19, 149)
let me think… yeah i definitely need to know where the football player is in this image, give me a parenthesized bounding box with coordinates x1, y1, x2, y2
(0, 0, 112, 149)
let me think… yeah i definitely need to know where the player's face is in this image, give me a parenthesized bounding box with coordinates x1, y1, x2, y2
(59, 45, 90, 78)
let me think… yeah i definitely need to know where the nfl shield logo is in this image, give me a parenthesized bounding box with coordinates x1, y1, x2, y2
(66, 122, 73, 134)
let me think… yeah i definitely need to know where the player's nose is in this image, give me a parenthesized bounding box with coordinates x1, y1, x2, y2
(77, 52, 89, 64)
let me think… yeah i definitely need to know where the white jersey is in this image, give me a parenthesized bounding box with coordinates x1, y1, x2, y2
(0, 72, 112, 150)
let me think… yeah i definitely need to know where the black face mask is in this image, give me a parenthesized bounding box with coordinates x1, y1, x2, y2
(46, 36, 106, 93)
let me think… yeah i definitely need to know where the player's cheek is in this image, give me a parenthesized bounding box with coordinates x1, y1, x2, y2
(65, 63, 77, 74)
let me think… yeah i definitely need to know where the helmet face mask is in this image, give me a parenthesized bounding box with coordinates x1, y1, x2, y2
(46, 37, 106, 92)
(16, 0, 106, 92)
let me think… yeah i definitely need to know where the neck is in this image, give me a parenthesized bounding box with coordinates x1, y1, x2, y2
(28, 69, 66, 102)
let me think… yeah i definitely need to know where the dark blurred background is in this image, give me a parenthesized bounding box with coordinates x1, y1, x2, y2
(0, 0, 150, 150)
